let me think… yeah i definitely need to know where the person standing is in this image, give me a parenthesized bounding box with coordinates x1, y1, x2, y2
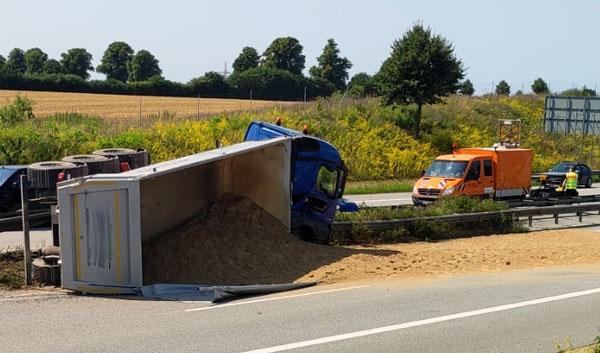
(563, 167, 579, 197)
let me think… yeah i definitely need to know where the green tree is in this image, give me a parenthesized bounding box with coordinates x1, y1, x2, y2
(188, 71, 230, 96)
(60, 48, 94, 79)
(495, 80, 510, 95)
(97, 42, 134, 82)
(42, 59, 65, 74)
(377, 24, 464, 138)
(232, 46, 260, 73)
(6, 48, 26, 74)
(561, 86, 597, 97)
(348, 72, 377, 97)
(24, 48, 49, 74)
(309, 39, 352, 91)
(459, 79, 474, 96)
(262, 37, 305, 75)
(531, 77, 549, 94)
(127, 50, 162, 82)
(0, 55, 5, 67)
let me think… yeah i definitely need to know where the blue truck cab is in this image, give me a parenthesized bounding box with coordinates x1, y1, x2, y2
(244, 121, 353, 243)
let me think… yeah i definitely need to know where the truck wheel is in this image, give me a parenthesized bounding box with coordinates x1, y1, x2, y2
(586, 177, 593, 188)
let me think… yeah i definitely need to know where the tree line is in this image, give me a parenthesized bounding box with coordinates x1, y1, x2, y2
(0, 38, 354, 100)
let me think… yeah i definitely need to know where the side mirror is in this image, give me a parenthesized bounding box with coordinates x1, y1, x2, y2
(421, 170, 425, 177)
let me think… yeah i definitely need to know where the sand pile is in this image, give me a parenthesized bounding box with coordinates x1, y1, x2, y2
(142, 194, 363, 285)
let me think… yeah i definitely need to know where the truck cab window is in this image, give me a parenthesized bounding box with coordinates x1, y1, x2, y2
(467, 161, 480, 181)
(484, 160, 492, 177)
(316, 166, 338, 199)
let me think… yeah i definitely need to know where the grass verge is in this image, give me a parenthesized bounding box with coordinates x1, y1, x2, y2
(0, 252, 24, 290)
(344, 179, 415, 195)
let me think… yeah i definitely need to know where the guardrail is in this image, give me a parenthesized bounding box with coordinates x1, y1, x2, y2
(332, 202, 600, 233)
(0, 210, 51, 232)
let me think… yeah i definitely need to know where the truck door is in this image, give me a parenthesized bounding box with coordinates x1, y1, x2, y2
(482, 159, 494, 195)
(464, 160, 484, 196)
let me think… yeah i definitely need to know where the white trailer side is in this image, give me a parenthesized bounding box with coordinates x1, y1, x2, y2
(57, 137, 292, 293)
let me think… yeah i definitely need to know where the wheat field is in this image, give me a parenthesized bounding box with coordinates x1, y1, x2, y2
(0, 89, 296, 119)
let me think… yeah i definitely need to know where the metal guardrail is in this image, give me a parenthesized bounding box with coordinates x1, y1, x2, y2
(332, 202, 600, 232)
(0, 210, 51, 232)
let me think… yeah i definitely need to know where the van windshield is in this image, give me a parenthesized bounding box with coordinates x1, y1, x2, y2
(425, 160, 468, 178)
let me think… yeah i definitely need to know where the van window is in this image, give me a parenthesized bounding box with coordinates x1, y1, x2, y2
(467, 161, 480, 181)
(484, 160, 493, 177)
(316, 165, 339, 198)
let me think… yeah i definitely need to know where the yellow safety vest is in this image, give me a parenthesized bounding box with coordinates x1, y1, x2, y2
(565, 171, 578, 190)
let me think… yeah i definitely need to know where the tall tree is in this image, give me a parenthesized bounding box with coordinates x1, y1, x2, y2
(459, 79, 475, 96)
(309, 39, 352, 91)
(42, 59, 64, 74)
(60, 48, 94, 79)
(531, 77, 549, 95)
(24, 48, 48, 74)
(232, 46, 260, 73)
(377, 24, 464, 138)
(6, 48, 26, 74)
(97, 42, 134, 82)
(262, 37, 305, 75)
(495, 80, 510, 95)
(127, 49, 162, 82)
(0, 55, 5, 67)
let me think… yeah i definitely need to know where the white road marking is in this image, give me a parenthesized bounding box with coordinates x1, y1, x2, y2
(242, 286, 600, 353)
(184, 285, 370, 312)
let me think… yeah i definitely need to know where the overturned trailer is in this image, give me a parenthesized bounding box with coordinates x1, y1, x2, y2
(58, 137, 291, 293)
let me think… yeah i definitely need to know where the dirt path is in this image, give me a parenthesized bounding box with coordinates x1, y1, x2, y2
(298, 229, 600, 284)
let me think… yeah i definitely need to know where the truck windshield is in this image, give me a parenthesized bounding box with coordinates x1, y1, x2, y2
(425, 160, 468, 178)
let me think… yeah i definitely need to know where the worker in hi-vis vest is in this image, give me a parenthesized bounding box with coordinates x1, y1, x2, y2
(562, 167, 579, 197)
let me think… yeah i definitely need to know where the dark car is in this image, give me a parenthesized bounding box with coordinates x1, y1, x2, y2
(0, 165, 28, 212)
(535, 162, 595, 188)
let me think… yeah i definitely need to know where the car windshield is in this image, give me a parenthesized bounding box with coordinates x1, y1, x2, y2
(550, 164, 573, 173)
(425, 160, 468, 178)
(0, 168, 17, 186)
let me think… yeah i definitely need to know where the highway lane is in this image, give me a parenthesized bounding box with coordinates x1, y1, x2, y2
(2, 265, 600, 352)
(345, 183, 600, 207)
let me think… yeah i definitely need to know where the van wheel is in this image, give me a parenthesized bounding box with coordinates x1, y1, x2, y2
(586, 177, 593, 188)
(297, 225, 316, 243)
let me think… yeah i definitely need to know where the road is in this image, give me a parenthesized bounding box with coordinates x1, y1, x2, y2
(345, 184, 600, 207)
(2, 265, 600, 352)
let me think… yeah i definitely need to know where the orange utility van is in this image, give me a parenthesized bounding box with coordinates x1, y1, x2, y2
(412, 147, 533, 205)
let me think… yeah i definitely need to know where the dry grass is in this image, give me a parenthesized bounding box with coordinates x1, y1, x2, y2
(0, 89, 297, 120)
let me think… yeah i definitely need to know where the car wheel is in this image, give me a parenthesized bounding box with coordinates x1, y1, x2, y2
(586, 177, 593, 188)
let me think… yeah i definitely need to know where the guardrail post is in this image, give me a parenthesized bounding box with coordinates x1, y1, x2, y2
(20, 174, 32, 286)
(554, 214, 559, 224)
(578, 212, 583, 222)
(528, 215, 533, 227)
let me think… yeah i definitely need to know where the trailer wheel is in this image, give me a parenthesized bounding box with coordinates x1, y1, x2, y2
(586, 177, 593, 188)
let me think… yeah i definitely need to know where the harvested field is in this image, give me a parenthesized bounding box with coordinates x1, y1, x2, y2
(0, 89, 296, 119)
(142, 193, 600, 286)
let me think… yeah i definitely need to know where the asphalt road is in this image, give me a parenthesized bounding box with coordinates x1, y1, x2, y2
(345, 183, 600, 207)
(2, 265, 600, 352)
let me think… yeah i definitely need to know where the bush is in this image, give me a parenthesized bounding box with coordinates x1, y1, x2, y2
(0, 94, 35, 126)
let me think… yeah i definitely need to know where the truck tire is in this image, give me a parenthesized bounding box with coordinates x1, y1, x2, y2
(27, 161, 88, 199)
(62, 154, 120, 175)
(92, 148, 150, 170)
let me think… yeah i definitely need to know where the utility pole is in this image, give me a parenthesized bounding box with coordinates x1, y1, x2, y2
(197, 94, 200, 120)
(303, 86, 307, 102)
(250, 89, 253, 109)
(20, 175, 32, 286)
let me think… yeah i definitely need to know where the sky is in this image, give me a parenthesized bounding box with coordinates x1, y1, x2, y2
(1, 0, 600, 95)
